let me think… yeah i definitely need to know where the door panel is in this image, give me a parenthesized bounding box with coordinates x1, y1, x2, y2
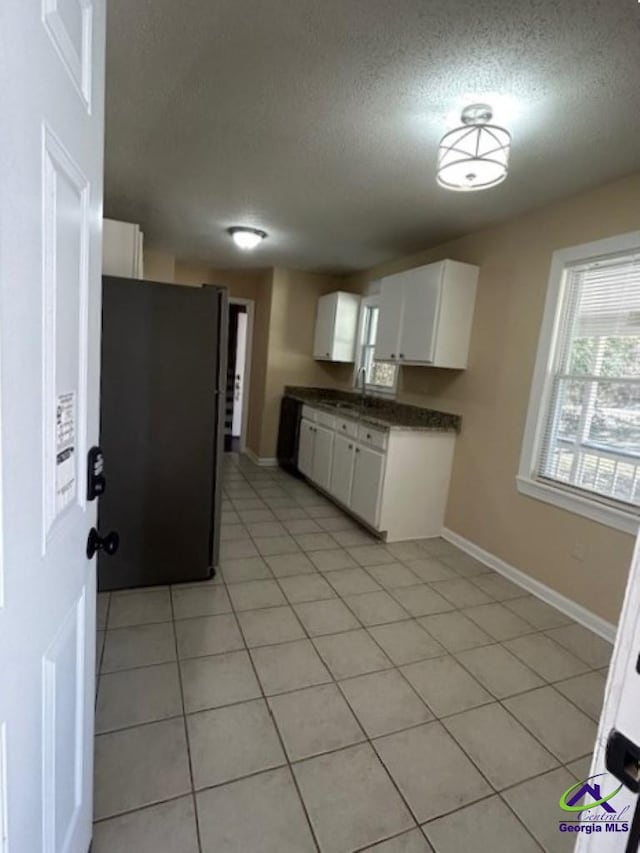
(375, 273, 404, 361)
(576, 538, 640, 853)
(330, 433, 355, 506)
(42, 128, 91, 540)
(99, 278, 224, 591)
(0, 2, 106, 851)
(232, 311, 247, 437)
(313, 296, 335, 359)
(312, 424, 334, 491)
(400, 264, 442, 363)
(351, 446, 385, 527)
(298, 420, 315, 478)
(42, 592, 87, 852)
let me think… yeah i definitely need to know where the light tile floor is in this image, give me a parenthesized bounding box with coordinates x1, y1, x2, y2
(93, 453, 611, 853)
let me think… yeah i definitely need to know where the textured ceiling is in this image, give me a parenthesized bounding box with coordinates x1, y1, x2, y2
(104, 0, 640, 273)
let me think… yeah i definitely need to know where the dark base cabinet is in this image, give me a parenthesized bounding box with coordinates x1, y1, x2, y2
(277, 396, 303, 476)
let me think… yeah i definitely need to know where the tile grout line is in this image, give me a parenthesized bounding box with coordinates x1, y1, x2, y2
(235, 469, 515, 845)
(225, 461, 600, 848)
(168, 585, 204, 853)
(218, 557, 324, 853)
(93, 457, 606, 848)
(233, 478, 441, 846)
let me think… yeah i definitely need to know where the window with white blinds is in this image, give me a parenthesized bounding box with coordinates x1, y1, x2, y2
(536, 251, 640, 514)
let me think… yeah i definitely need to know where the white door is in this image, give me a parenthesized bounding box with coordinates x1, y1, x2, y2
(577, 536, 640, 853)
(312, 425, 334, 492)
(298, 420, 315, 478)
(0, 3, 106, 852)
(351, 445, 385, 528)
(330, 433, 355, 506)
(232, 311, 247, 437)
(399, 263, 443, 363)
(313, 295, 335, 359)
(375, 273, 404, 361)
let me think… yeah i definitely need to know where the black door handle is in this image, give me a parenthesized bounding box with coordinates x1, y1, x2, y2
(87, 527, 120, 559)
(606, 728, 640, 852)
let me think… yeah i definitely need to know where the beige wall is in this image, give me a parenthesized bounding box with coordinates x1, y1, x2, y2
(258, 268, 360, 457)
(348, 173, 640, 624)
(144, 247, 176, 283)
(141, 254, 356, 459)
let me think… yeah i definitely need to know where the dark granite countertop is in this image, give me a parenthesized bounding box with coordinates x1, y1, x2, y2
(284, 386, 461, 433)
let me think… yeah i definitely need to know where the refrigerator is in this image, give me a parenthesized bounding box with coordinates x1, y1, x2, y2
(97, 275, 227, 591)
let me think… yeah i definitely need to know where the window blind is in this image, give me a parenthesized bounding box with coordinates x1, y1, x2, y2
(538, 253, 640, 510)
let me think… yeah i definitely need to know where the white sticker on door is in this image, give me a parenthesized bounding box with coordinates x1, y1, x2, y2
(55, 392, 76, 514)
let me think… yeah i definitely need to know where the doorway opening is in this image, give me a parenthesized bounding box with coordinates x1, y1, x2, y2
(225, 298, 253, 453)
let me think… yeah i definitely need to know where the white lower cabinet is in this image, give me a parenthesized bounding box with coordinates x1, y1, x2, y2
(298, 419, 315, 478)
(297, 404, 456, 540)
(330, 433, 355, 505)
(350, 445, 385, 527)
(312, 424, 334, 491)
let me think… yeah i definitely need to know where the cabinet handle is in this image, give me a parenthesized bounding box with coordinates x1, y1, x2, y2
(342, 424, 346, 430)
(348, 443, 353, 449)
(399, 353, 405, 359)
(355, 448, 360, 453)
(366, 433, 371, 439)
(390, 353, 395, 358)
(326, 352, 330, 357)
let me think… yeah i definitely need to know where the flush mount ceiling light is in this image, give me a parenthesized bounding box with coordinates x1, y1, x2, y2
(437, 104, 511, 192)
(227, 226, 267, 250)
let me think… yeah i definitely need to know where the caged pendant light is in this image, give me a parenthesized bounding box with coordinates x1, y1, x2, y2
(437, 104, 511, 191)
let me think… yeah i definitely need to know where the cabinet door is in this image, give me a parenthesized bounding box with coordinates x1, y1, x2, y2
(313, 294, 336, 359)
(350, 445, 385, 528)
(298, 419, 315, 477)
(375, 273, 404, 361)
(330, 433, 355, 505)
(399, 264, 443, 363)
(312, 424, 334, 490)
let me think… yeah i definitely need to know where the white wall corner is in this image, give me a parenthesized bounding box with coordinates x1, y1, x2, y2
(442, 527, 617, 644)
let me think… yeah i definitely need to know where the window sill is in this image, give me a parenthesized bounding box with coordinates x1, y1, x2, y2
(516, 475, 639, 535)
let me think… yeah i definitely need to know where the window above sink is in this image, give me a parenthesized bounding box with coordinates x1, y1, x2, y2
(354, 295, 398, 396)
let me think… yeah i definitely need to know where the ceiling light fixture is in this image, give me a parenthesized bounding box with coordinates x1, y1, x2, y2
(227, 226, 267, 250)
(437, 104, 511, 192)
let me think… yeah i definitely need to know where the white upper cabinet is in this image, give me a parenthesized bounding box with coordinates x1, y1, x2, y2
(375, 260, 479, 368)
(376, 272, 405, 360)
(313, 291, 360, 361)
(400, 265, 442, 362)
(103, 218, 144, 278)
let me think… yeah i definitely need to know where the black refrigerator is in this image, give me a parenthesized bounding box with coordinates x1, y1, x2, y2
(97, 276, 227, 592)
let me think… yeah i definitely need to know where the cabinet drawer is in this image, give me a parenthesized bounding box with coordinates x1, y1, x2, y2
(302, 405, 317, 422)
(316, 410, 336, 429)
(357, 424, 388, 451)
(335, 417, 358, 438)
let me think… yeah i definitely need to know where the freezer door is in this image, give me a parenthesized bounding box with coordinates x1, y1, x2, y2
(210, 286, 228, 573)
(98, 276, 226, 590)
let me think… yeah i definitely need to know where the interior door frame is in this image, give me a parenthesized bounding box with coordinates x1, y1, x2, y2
(228, 297, 254, 453)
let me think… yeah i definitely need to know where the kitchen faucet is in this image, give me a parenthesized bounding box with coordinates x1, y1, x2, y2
(357, 366, 367, 407)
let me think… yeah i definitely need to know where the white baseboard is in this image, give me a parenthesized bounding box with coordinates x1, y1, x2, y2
(243, 448, 278, 468)
(442, 527, 617, 644)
